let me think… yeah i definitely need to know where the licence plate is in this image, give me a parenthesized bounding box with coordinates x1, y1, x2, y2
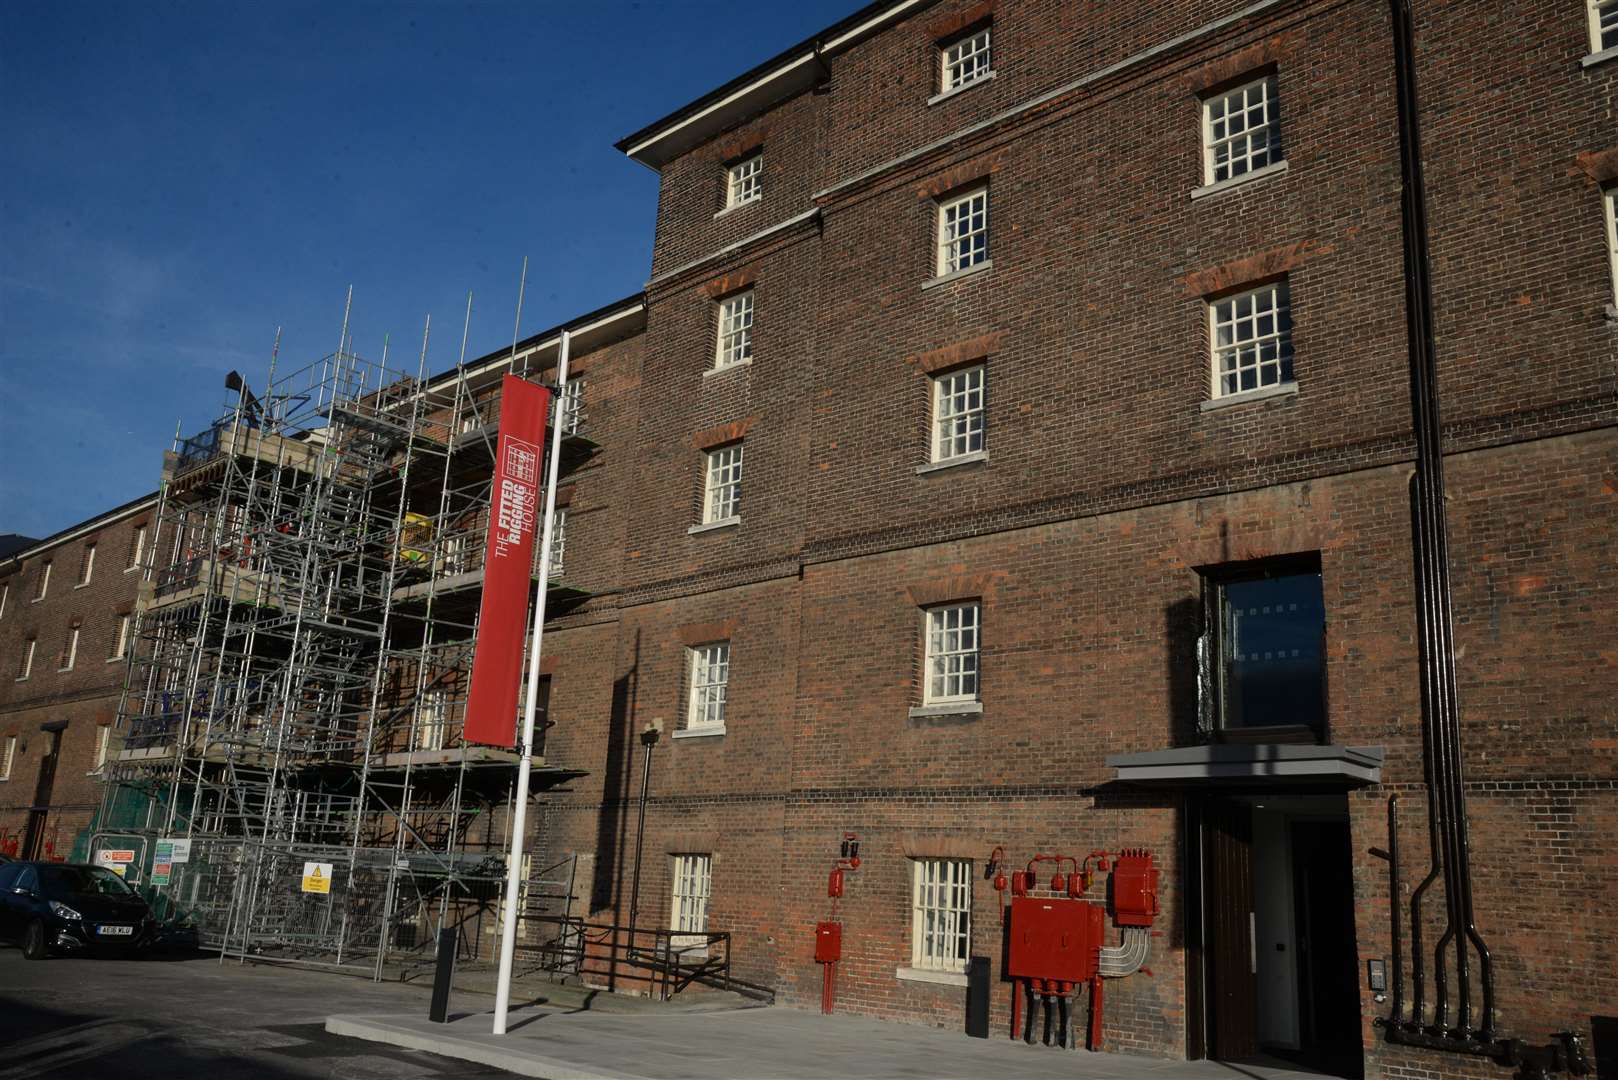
(97, 925, 134, 936)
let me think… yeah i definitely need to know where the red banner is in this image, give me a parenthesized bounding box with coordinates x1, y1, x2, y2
(463, 374, 551, 747)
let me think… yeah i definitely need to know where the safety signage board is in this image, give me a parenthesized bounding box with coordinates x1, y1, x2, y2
(158, 837, 192, 864)
(301, 862, 333, 895)
(97, 849, 136, 864)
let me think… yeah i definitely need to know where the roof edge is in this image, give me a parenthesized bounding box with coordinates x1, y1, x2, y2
(616, 0, 939, 169)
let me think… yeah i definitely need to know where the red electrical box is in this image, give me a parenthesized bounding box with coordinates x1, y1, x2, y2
(814, 921, 842, 963)
(1006, 897, 1103, 983)
(1111, 850, 1160, 928)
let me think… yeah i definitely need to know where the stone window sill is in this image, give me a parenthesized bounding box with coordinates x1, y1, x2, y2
(672, 725, 726, 740)
(74, 582, 90, 590)
(896, 966, 968, 987)
(713, 198, 761, 220)
(704, 359, 752, 379)
(916, 451, 987, 475)
(922, 259, 992, 291)
(927, 70, 996, 106)
(688, 518, 740, 535)
(1190, 159, 1289, 201)
(107, 656, 125, 664)
(908, 701, 983, 720)
(1201, 381, 1298, 412)
(1581, 45, 1618, 69)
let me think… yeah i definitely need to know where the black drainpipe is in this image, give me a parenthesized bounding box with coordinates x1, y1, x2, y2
(1378, 2, 1588, 1075)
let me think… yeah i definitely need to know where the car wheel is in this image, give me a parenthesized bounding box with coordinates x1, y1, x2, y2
(21, 919, 49, 960)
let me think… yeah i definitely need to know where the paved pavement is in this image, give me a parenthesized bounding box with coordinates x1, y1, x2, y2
(0, 947, 508, 1079)
(329, 1001, 1330, 1080)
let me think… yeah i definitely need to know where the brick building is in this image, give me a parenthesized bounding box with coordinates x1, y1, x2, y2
(523, 0, 1617, 1076)
(20, 0, 1615, 1077)
(0, 496, 154, 862)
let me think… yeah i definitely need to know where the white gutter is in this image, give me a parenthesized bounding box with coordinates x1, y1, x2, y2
(5, 497, 158, 567)
(622, 0, 933, 164)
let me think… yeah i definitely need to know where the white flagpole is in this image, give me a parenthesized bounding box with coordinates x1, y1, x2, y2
(492, 328, 571, 1035)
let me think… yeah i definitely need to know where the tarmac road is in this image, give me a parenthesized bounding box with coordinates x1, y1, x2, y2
(0, 946, 516, 1079)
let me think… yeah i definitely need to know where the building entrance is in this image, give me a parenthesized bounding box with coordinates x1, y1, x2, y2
(1194, 793, 1363, 1078)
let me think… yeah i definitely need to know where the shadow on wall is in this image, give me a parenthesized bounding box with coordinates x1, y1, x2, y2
(1590, 1015, 1618, 1079)
(590, 630, 639, 917)
(1164, 595, 1201, 749)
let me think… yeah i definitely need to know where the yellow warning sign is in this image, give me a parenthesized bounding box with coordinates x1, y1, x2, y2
(301, 861, 333, 894)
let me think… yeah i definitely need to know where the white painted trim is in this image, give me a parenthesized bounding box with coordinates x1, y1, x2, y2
(915, 451, 987, 475)
(921, 258, 993, 291)
(703, 359, 753, 379)
(648, 208, 820, 288)
(896, 966, 969, 987)
(908, 702, 984, 719)
(672, 725, 727, 740)
(622, 0, 933, 162)
(1580, 44, 1618, 68)
(1201, 380, 1299, 411)
(625, 52, 821, 160)
(687, 518, 740, 535)
(6, 498, 157, 566)
(928, 69, 996, 107)
(1190, 159, 1289, 201)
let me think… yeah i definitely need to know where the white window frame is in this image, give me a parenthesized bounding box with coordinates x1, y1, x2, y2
(92, 725, 111, 773)
(17, 639, 35, 681)
(1592, 0, 1618, 54)
(1, 735, 15, 780)
(0, 583, 8, 622)
(910, 857, 971, 973)
(60, 626, 79, 671)
(702, 444, 744, 524)
(940, 26, 992, 94)
(415, 689, 449, 752)
(78, 544, 96, 587)
(112, 614, 132, 661)
(726, 153, 763, 209)
(685, 642, 730, 732)
(1605, 187, 1618, 308)
(547, 508, 568, 580)
(1210, 281, 1295, 399)
(923, 603, 980, 706)
(670, 853, 713, 957)
(714, 291, 754, 370)
(931, 365, 986, 463)
(128, 524, 147, 571)
(936, 186, 989, 276)
(1202, 75, 1282, 185)
(553, 377, 585, 435)
(34, 560, 51, 601)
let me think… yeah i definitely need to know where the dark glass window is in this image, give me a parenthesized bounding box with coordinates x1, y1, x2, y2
(1204, 557, 1326, 738)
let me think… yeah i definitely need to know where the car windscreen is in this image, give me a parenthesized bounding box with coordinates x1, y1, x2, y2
(40, 865, 137, 898)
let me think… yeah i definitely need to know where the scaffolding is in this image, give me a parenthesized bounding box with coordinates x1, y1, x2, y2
(94, 314, 594, 978)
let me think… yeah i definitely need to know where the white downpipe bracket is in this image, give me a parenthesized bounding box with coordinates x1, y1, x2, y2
(492, 329, 571, 1035)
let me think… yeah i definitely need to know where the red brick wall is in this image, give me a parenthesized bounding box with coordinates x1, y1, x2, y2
(526, 0, 1618, 1072)
(0, 502, 153, 859)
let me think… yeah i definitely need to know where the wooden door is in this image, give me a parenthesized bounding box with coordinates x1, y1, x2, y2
(1205, 798, 1257, 1061)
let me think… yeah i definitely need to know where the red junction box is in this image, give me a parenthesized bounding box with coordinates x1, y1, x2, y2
(1006, 897, 1103, 983)
(1111, 851, 1160, 928)
(814, 921, 842, 963)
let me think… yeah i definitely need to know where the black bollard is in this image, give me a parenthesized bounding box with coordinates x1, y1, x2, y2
(429, 927, 458, 1023)
(964, 956, 990, 1038)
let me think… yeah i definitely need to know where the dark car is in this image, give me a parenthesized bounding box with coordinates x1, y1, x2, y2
(0, 861, 155, 959)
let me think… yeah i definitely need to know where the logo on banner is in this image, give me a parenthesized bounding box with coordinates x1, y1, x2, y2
(493, 437, 539, 556)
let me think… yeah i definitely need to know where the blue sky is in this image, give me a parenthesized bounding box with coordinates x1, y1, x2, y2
(1, 0, 852, 540)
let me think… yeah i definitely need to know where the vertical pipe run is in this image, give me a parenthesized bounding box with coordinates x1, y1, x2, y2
(626, 727, 658, 954)
(1387, 0, 1493, 1039)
